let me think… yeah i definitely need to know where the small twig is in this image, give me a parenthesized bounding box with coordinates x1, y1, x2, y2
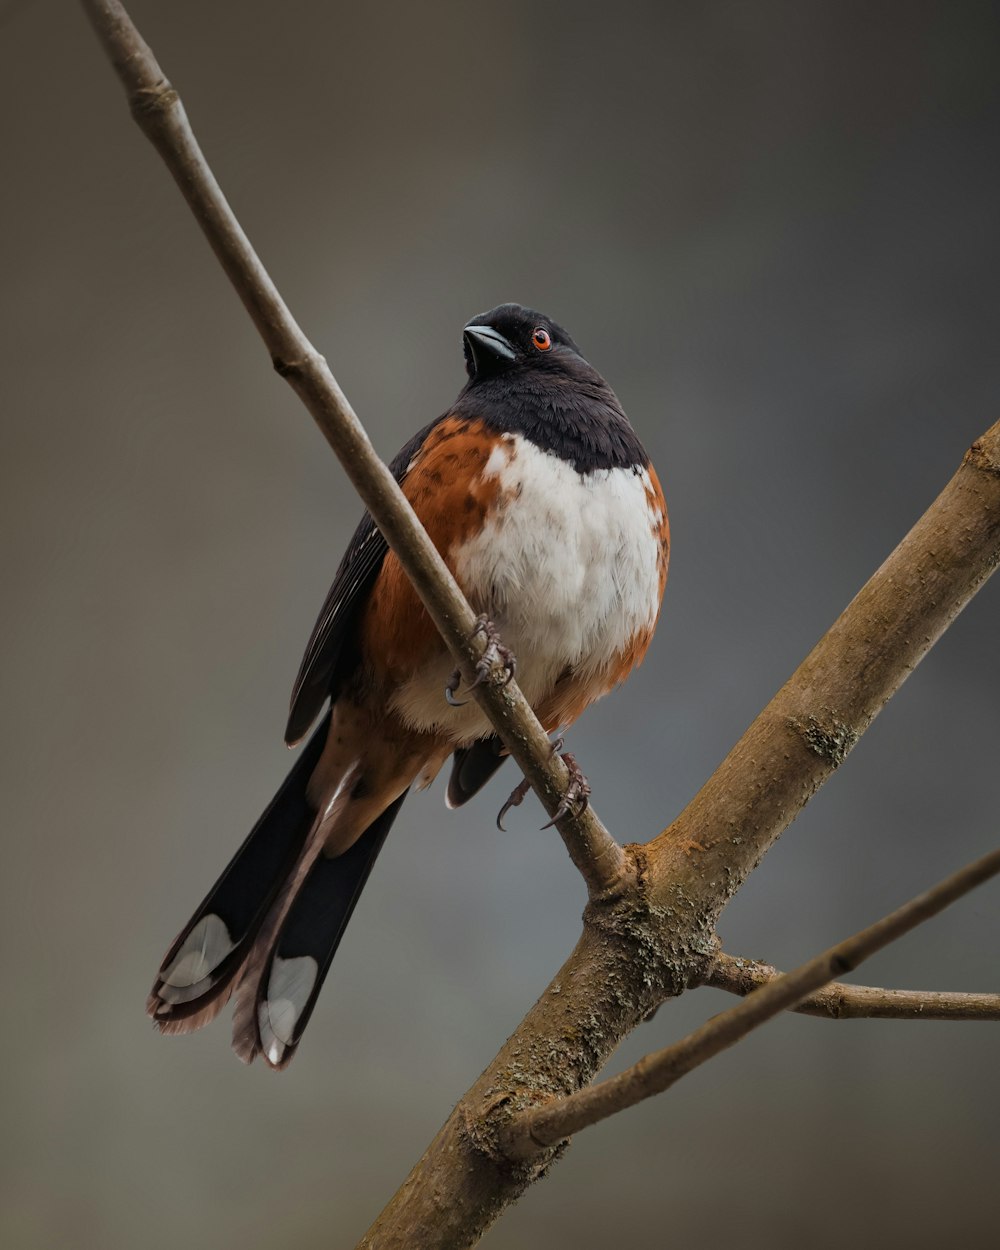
(707, 951, 1000, 1020)
(503, 845, 1000, 1158)
(80, 0, 626, 898)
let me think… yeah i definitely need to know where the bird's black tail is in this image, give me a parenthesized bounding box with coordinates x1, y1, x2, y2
(230, 788, 407, 1068)
(147, 715, 332, 1034)
(148, 713, 407, 1065)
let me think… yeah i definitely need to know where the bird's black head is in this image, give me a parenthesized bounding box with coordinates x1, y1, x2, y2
(462, 303, 587, 382)
(455, 302, 647, 472)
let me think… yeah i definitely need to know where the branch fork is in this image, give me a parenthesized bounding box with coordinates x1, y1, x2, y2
(501, 846, 1000, 1161)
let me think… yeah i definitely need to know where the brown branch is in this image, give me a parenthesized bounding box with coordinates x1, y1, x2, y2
(707, 951, 1000, 1020)
(504, 846, 1000, 1156)
(79, 0, 625, 899)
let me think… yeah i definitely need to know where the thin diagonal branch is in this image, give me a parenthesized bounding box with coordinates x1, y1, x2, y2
(707, 951, 1000, 1020)
(79, 0, 625, 898)
(503, 846, 1000, 1158)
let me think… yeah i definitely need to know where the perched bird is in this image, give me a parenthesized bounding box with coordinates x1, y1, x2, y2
(148, 303, 669, 1068)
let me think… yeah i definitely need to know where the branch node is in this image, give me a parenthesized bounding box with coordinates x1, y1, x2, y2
(966, 436, 1000, 477)
(129, 80, 177, 119)
(583, 846, 716, 999)
(789, 712, 859, 767)
(272, 354, 311, 379)
(462, 1093, 558, 1176)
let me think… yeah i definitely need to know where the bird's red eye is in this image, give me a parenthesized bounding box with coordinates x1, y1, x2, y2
(532, 328, 552, 351)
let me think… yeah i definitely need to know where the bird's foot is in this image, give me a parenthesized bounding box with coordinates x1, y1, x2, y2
(445, 615, 516, 707)
(541, 752, 591, 829)
(497, 751, 591, 831)
(470, 615, 517, 689)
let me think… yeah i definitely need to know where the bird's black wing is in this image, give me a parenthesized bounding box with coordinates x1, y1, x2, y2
(446, 736, 508, 807)
(284, 417, 441, 746)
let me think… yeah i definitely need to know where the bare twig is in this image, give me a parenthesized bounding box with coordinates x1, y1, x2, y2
(707, 951, 1000, 1020)
(503, 846, 1000, 1157)
(79, 0, 625, 897)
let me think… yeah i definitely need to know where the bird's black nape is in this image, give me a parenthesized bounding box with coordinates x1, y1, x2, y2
(462, 303, 585, 380)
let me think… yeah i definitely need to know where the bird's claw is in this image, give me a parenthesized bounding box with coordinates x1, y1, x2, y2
(540, 752, 591, 829)
(497, 776, 531, 831)
(445, 668, 467, 707)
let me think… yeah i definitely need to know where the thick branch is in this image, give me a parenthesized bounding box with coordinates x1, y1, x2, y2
(80, 0, 625, 897)
(707, 951, 1000, 1020)
(505, 846, 1000, 1155)
(651, 425, 1000, 918)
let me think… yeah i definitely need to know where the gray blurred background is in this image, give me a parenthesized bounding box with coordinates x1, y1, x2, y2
(3, 2, 999, 1247)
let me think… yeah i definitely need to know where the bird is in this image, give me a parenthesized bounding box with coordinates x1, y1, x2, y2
(147, 303, 670, 1069)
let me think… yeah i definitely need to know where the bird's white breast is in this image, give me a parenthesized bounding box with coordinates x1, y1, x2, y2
(389, 434, 663, 742)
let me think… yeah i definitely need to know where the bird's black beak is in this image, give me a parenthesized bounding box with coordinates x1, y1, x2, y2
(463, 324, 517, 376)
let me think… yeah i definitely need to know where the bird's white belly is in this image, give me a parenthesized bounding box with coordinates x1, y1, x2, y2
(390, 434, 663, 742)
